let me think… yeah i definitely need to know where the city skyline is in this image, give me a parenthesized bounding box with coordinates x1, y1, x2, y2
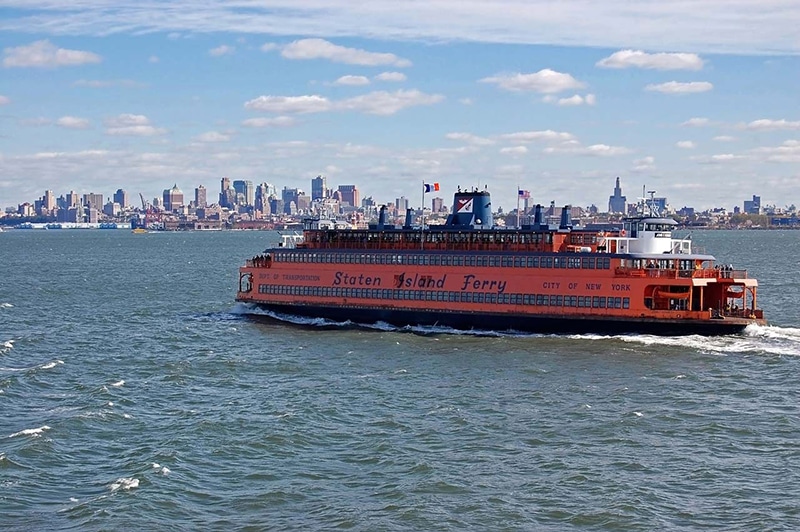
(1, 1, 799, 211)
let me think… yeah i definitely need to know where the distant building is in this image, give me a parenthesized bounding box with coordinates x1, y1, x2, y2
(220, 177, 232, 207)
(608, 177, 626, 213)
(432, 197, 444, 213)
(83, 193, 103, 211)
(311, 175, 327, 201)
(744, 195, 761, 214)
(163, 184, 184, 212)
(66, 191, 79, 209)
(113, 189, 129, 209)
(281, 187, 302, 214)
(396, 196, 409, 213)
(233, 179, 254, 207)
(337, 185, 359, 208)
(195, 185, 207, 208)
(103, 201, 120, 217)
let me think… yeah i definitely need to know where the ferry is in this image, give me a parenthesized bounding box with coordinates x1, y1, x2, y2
(236, 188, 766, 335)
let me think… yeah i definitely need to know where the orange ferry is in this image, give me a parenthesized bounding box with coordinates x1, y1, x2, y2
(236, 188, 766, 335)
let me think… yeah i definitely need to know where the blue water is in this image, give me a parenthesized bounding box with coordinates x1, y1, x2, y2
(1, 229, 799, 530)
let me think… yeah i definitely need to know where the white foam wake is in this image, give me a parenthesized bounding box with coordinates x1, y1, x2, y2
(9, 425, 51, 438)
(109, 477, 139, 491)
(40, 360, 64, 370)
(110, 380, 125, 387)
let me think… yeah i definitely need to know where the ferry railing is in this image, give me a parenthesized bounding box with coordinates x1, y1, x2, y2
(614, 267, 745, 279)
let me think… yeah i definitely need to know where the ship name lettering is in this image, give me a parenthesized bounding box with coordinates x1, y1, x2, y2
(333, 271, 382, 287)
(461, 274, 506, 294)
(586, 283, 601, 290)
(612, 283, 630, 291)
(394, 272, 447, 289)
(542, 282, 560, 289)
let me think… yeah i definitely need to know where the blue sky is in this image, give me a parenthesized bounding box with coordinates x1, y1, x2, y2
(1, 1, 799, 212)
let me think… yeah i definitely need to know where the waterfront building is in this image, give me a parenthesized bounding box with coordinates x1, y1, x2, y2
(83, 193, 103, 211)
(338, 185, 359, 208)
(432, 196, 444, 213)
(233, 180, 255, 207)
(744, 195, 762, 215)
(396, 196, 409, 213)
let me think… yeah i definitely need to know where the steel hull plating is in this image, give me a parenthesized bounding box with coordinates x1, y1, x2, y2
(242, 301, 754, 336)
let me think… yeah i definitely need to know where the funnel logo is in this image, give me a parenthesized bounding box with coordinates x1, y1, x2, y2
(456, 198, 473, 213)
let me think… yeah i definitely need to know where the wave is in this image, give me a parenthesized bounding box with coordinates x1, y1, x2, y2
(0, 303, 13, 308)
(9, 425, 51, 438)
(109, 477, 139, 491)
(40, 360, 64, 370)
(1, 339, 13, 354)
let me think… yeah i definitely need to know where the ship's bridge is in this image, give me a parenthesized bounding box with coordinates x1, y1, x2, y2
(614, 217, 691, 255)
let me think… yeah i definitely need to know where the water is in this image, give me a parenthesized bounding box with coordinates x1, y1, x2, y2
(1, 229, 799, 531)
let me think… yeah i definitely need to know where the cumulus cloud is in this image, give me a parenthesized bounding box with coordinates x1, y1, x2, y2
(209, 45, 235, 57)
(195, 131, 230, 142)
(281, 38, 411, 67)
(56, 116, 90, 129)
(709, 153, 744, 162)
(740, 118, 800, 131)
(104, 114, 166, 136)
(544, 143, 632, 156)
(632, 156, 656, 172)
(244, 95, 333, 114)
(554, 93, 596, 106)
(713, 135, 736, 142)
(500, 130, 575, 142)
(676, 140, 696, 149)
(645, 81, 713, 94)
(752, 140, 800, 163)
(445, 132, 495, 146)
(375, 71, 406, 82)
(596, 50, 704, 70)
(244, 90, 443, 116)
(480, 69, 584, 94)
(3, 40, 101, 68)
(333, 75, 370, 86)
(241, 116, 296, 128)
(500, 146, 528, 155)
(681, 117, 710, 127)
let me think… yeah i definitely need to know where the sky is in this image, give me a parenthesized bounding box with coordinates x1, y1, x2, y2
(1, 0, 799, 212)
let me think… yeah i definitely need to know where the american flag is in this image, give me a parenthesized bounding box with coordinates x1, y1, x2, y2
(518, 189, 530, 199)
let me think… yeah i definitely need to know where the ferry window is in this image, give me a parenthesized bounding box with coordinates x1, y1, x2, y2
(541, 257, 552, 268)
(501, 257, 512, 267)
(487, 294, 496, 304)
(568, 257, 581, 269)
(489, 256, 499, 267)
(528, 257, 539, 268)
(549, 295, 558, 306)
(582, 257, 594, 269)
(536, 295, 547, 305)
(514, 257, 523, 268)
(524, 295, 532, 305)
(461, 292, 469, 302)
(623, 297, 630, 309)
(475, 293, 484, 303)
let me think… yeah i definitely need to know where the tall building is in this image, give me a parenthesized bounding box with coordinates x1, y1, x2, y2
(83, 193, 103, 211)
(432, 196, 444, 213)
(43, 190, 56, 211)
(608, 177, 627, 213)
(220, 177, 232, 207)
(281, 187, 301, 214)
(66, 191, 79, 209)
(744, 195, 761, 214)
(113, 189, 128, 209)
(311, 175, 327, 201)
(233, 180, 255, 207)
(195, 185, 207, 208)
(338, 185, 359, 208)
(163, 184, 184, 212)
(396, 196, 409, 213)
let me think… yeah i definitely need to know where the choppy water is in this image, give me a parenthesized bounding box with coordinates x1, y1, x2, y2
(1, 229, 799, 531)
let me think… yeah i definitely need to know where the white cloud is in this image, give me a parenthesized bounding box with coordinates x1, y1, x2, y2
(375, 71, 406, 82)
(741, 119, 800, 131)
(73, 79, 143, 88)
(0, 95, 9, 105)
(336, 89, 443, 115)
(544, 143, 632, 156)
(333, 75, 370, 86)
(710, 153, 744, 162)
(3, 40, 101, 68)
(481, 69, 584, 94)
(195, 131, 230, 143)
(260, 43, 279, 52)
(104, 114, 166, 136)
(56, 116, 90, 129)
(713, 135, 736, 142)
(244, 95, 333, 114)
(676, 140, 696, 149)
(281, 38, 411, 67)
(2, 2, 798, 55)
(500, 146, 528, 155)
(209, 45, 235, 57)
(244, 90, 442, 116)
(445, 132, 495, 146)
(645, 81, 713, 94)
(751, 140, 800, 163)
(241, 116, 296, 128)
(597, 50, 704, 70)
(500, 130, 575, 143)
(555, 93, 596, 106)
(632, 156, 656, 172)
(682, 117, 710, 127)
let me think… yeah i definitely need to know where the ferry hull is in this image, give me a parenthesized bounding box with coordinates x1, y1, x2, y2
(240, 301, 757, 336)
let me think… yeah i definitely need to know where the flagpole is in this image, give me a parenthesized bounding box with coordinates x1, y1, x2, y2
(516, 184, 521, 229)
(421, 180, 425, 250)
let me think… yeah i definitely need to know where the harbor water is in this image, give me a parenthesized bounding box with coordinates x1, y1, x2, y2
(1, 229, 799, 530)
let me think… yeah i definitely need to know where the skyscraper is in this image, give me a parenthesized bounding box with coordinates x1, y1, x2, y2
(311, 175, 327, 201)
(608, 177, 627, 213)
(163, 184, 184, 212)
(195, 185, 207, 208)
(233, 180, 255, 207)
(338, 185, 359, 208)
(113, 188, 128, 209)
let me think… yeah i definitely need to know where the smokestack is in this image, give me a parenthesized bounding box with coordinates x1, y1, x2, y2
(559, 205, 572, 230)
